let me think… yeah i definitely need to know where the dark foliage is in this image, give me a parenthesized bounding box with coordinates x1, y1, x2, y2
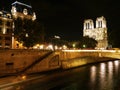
(14, 18, 45, 48)
(80, 36, 98, 49)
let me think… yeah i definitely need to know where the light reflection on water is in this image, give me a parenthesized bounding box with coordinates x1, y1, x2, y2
(114, 60, 119, 74)
(90, 66, 96, 84)
(90, 66, 96, 90)
(7, 60, 120, 90)
(90, 60, 120, 90)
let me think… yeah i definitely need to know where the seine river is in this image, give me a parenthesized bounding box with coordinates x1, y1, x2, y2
(7, 60, 120, 90)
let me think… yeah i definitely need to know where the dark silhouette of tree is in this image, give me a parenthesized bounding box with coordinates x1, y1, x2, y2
(46, 36, 69, 50)
(80, 36, 98, 49)
(14, 18, 45, 48)
(51, 38, 68, 47)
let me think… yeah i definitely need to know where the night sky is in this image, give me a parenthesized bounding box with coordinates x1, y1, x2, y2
(0, 0, 120, 42)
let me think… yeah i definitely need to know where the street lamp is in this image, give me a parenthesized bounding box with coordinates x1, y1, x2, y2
(83, 44, 86, 48)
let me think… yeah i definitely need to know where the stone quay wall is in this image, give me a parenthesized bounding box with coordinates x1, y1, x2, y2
(0, 50, 120, 75)
(60, 50, 120, 69)
(0, 49, 50, 74)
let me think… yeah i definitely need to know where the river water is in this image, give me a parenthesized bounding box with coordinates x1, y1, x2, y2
(9, 60, 120, 90)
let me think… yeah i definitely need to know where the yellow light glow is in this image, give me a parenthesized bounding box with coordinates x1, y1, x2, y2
(63, 45, 67, 49)
(62, 49, 116, 53)
(46, 44, 53, 50)
(100, 63, 106, 74)
(21, 75, 26, 80)
(72, 44, 76, 48)
(114, 60, 119, 66)
(40, 45, 44, 49)
(55, 45, 58, 50)
(90, 66, 96, 83)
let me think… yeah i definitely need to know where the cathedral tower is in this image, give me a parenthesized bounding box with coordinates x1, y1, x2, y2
(83, 19, 95, 39)
(95, 16, 108, 49)
(83, 16, 108, 49)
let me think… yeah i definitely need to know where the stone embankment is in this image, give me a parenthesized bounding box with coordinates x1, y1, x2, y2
(60, 50, 120, 69)
(0, 49, 120, 75)
(61, 56, 118, 69)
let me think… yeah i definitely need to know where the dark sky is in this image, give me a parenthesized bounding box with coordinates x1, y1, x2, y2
(0, 0, 120, 41)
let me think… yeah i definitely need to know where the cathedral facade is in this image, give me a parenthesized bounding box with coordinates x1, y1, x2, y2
(83, 16, 108, 49)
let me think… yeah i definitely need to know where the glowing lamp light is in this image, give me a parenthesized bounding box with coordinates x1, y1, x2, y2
(63, 45, 67, 49)
(47, 44, 53, 50)
(40, 45, 44, 49)
(72, 44, 76, 48)
(83, 44, 86, 48)
(32, 12, 36, 20)
(25, 33, 28, 37)
(55, 45, 58, 50)
(54, 35, 60, 39)
(21, 75, 26, 80)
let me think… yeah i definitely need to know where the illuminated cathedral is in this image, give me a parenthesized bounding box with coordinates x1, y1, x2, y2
(83, 16, 108, 49)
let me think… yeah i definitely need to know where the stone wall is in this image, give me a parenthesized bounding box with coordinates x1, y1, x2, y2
(26, 52, 60, 74)
(61, 56, 118, 69)
(60, 50, 120, 60)
(60, 50, 120, 69)
(0, 50, 120, 75)
(0, 49, 50, 74)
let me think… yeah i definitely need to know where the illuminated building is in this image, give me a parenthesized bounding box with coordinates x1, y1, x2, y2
(0, 1, 36, 49)
(11, 1, 36, 20)
(83, 16, 108, 49)
(11, 1, 36, 49)
(0, 10, 13, 49)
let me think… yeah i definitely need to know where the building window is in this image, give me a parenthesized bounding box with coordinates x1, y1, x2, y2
(0, 20, 2, 25)
(7, 14, 11, 19)
(86, 23, 90, 29)
(6, 62, 14, 69)
(0, 43, 2, 47)
(101, 21, 102, 27)
(0, 36, 2, 40)
(98, 21, 100, 28)
(6, 21, 11, 26)
(23, 9, 28, 15)
(5, 43, 10, 46)
(0, 12, 2, 16)
(6, 28, 11, 34)
(5, 37, 11, 40)
(98, 21, 102, 28)
(0, 28, 2, 33)
(11, 6, 17, 15)
(5, 43, 10, 48)
(3, 28, 6, 34)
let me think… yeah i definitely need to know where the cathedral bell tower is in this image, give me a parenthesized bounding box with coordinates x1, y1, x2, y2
(83, 16, 108, 49)
(95, 16, 108, 49)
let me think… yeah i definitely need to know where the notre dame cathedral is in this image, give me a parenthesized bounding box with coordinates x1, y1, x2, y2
(83, 16, 108, 49)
